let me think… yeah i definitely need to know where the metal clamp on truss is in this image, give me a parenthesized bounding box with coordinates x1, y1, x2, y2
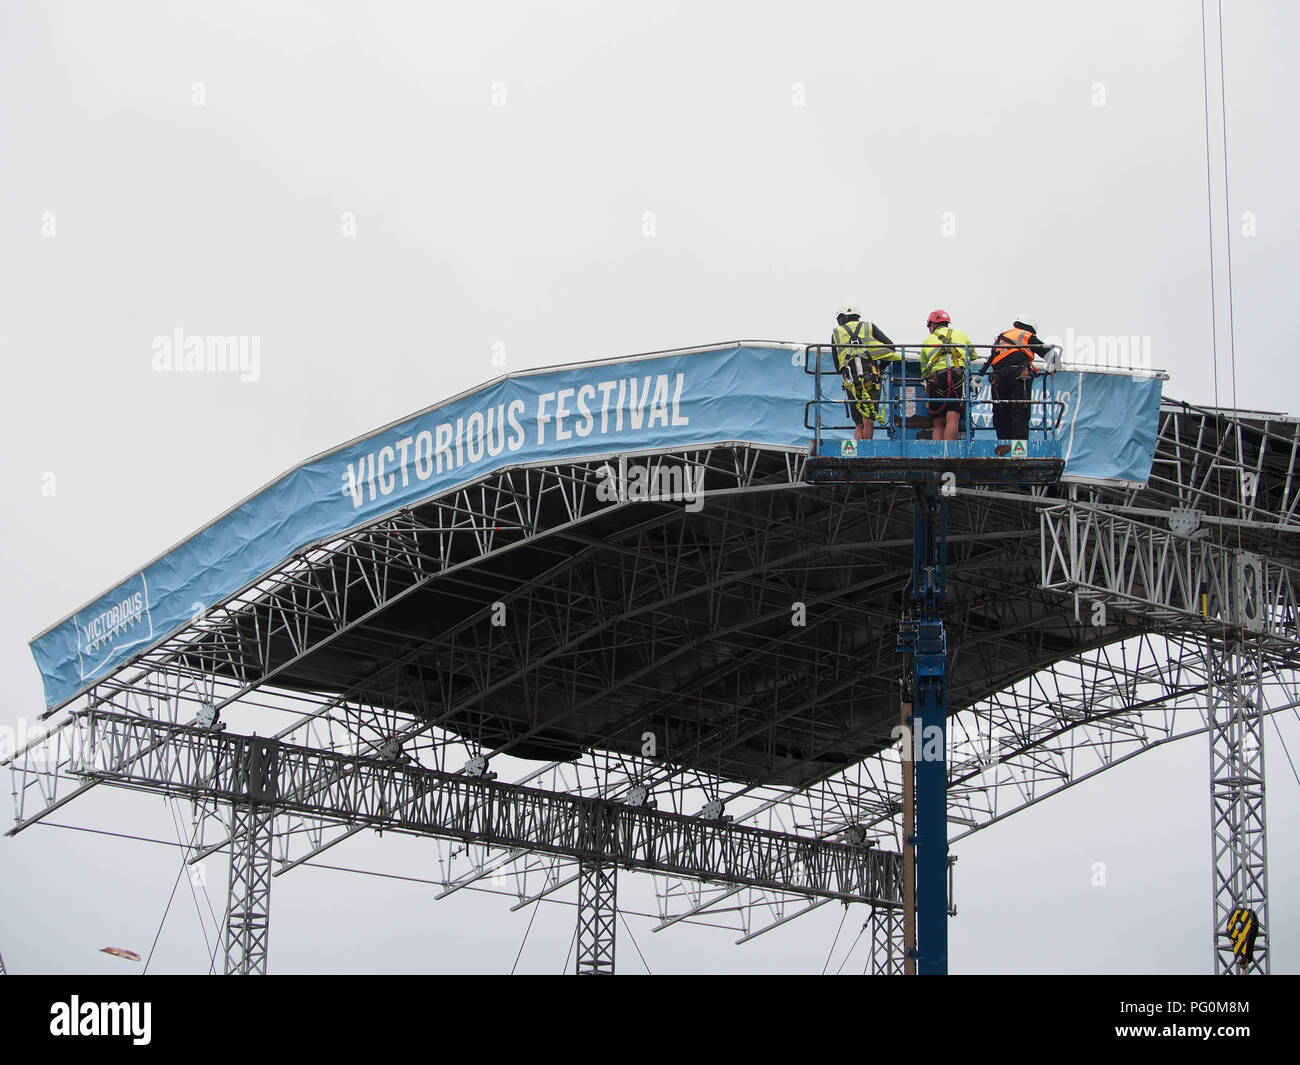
(231, 737, 279, 803)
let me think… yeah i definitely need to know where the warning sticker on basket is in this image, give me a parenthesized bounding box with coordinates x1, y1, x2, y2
(1009, 440, 1028, 458)
(840, 440, 857, 457)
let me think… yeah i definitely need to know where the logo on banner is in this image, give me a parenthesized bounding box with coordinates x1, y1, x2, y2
(839, 440, 857, 457)
(75, 574, 153, 681)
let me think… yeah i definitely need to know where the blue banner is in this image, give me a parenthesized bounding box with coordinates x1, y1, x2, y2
(1049, 370, 1164, 485)
(30, 345, 1163, 709)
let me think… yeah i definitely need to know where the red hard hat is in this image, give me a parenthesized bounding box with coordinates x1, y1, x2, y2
(927, 309, 951, 327)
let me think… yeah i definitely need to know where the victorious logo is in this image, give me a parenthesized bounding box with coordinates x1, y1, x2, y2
(74, 573, 154, 681)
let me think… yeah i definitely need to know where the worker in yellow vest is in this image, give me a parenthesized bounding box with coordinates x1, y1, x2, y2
(830, 304, 898, 441)
(920, 309, 973, 441)
(984, 315, 1052, 441)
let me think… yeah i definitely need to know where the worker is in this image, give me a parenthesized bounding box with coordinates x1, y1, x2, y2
(920, 309, 973, 441)
(830, 304, 898, 441)
(983, 315, 1053, 443)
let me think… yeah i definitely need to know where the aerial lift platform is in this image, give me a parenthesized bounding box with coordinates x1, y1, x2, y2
(804, 346, 1065, 486)
(803, 343, 1065, 974)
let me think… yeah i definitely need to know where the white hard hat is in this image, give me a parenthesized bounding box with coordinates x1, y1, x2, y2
(838, 303, 861, 318)
(1014, 314, 1038, 333)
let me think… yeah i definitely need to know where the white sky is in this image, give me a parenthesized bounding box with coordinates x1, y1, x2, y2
(1, 0, 1297, 974)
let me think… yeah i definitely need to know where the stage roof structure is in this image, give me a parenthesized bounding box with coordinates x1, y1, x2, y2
(10, 341, 1297, 974)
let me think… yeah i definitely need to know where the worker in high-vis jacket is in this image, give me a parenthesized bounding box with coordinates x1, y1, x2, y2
(984, 315, 1053, 441)
(830, 304, 898, 441)
(920, 309, 973, 441)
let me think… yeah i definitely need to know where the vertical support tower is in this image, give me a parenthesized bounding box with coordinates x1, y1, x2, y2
(1207, 637, 1269, 974)
(575, 861, 617, 975)
(868, 906, 905, 975)
(225, 802, 273, 975)
(224, 737, 277, 975)
(897, 486, 950, 975)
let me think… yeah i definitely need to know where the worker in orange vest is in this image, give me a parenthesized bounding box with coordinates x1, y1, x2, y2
(984, 315, 1052, 441)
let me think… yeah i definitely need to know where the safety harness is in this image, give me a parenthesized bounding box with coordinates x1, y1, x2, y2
(927, 327, 964, 378)
(986, 328, 1037, 379)
(837, 320, 882, 389)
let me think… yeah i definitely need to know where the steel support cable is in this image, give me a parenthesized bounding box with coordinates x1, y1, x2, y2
(561, 924, 577, 974)
(822, 904, 848, 975)
(142, 812, 206, 974)
(619, 912, 652, 974)
(163, 796, 215, 967)
(1214, 0, 1246, 616)
(1200, 0, 1221, 428)
(510, 897, 542, 975)
(1271, 713, 1300, 792)
(1216, 0, 1239, 440)
(834, 926, 866, 976)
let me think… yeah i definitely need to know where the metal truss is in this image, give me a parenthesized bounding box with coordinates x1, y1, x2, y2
(1041, 503, 1300, 656)
(8, 399, 1300, 973)
(12, 625, 1298, 969)
(220, 733, 278, 974)
(868, 905, 904, 975)
(1135, 401, 1300, 540)
(651, 629, 1300, 953)
(226, 801, 273, 975)
(576, 862, 617, 975)
(639, 399, 1300, 952)
(1207, 639, 1269, 974)
(17, 446, 827, 829)
(1034, 412, 1300, 975)
(16, 711, 901, 906)
(45, 446, 808, 722)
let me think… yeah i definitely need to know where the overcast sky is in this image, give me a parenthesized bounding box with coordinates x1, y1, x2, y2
(2, 0, 1297, 974)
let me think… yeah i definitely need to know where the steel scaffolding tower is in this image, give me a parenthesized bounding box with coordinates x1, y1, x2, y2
(1208, 638, 1269, 974)
(868, 906, 904, 975)
(576, 862, 617, 975)
(223, 736, 277, 974)
(225, 802, 273, 976)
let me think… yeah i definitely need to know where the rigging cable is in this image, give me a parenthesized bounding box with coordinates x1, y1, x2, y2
(510, 897, 542, 975)
(822, 904, 848, 974)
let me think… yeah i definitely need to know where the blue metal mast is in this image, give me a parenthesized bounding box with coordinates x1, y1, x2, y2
(897, 485, 949, 975)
